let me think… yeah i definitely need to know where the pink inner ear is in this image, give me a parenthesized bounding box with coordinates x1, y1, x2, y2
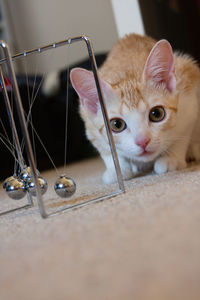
(143, 40, 176, 92)
(70, 68, 99, 113)
(70, 68, 112, 114)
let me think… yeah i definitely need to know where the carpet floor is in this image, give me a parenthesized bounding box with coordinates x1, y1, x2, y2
(1, 157, 200, 300)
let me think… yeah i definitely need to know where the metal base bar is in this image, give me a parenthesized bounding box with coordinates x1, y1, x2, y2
(0, 204, 32, 217)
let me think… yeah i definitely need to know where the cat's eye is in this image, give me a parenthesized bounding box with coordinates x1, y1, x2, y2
(149, 106, 165, 122)
(110, 118, 127, 133)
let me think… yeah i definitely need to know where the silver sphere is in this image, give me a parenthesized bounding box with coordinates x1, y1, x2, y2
(19, 166, 40, 183)
(4, 177, 26, 200)
(26, 176, 48, 197)
(54, 175, 76, 198)
(3, 176, 16, 190)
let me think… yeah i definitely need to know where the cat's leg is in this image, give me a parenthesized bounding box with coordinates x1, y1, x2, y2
(186, 118, 200, 162)
(154, 94, 198, 175)
(102, 154, 133, 184)
(131, 163, 139, 175)
(154, 139, 189, 175)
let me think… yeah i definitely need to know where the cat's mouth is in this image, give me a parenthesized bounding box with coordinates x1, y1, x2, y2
(135, 150, 156, 161)
(138, 150, 153, 156)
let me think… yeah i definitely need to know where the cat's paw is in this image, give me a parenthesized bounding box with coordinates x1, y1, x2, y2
(102, 170, 117, 184)
(154, 156, 187, 175)
(131, 163, 138, 175)
(102, 167, 133, 184)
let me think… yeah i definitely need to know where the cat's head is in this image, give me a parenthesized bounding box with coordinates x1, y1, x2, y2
(70, 39, 178, 163)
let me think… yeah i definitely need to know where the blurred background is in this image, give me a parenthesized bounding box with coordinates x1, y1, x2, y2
(0, 0, 199, 71)
(0, 0, 143, 72)
(0, 0, 119, 73)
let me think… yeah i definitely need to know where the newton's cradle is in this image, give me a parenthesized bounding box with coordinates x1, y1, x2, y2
(0, 35, 125, 218)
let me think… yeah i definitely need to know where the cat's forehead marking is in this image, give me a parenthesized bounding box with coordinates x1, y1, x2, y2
(120, 90, 125, 99)
(119, 100, 131, 115)
(124, 85, 144, 108)
(112, 78, 145, 108)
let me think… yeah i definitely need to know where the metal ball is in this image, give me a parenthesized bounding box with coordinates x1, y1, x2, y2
(26, 176, 48, 197)
(4, 177, 26, 200)
(3, 176, 16, 190)
(19, 166, 40, 183)
(54, 175, 76, 198)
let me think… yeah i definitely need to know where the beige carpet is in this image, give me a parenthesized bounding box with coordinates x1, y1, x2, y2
(1, 157, 200, 300)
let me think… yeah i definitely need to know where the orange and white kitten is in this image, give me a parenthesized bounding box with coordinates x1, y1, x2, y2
(70, 33, 200, 183)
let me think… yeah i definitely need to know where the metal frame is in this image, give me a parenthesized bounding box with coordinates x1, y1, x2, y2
(0, 35, 125, 218)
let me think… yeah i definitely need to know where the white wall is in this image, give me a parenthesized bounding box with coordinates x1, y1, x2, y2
(4, 0, 119, 73)
(111, 0, 144, 38)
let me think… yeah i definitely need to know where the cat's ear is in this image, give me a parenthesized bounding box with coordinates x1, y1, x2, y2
(143, 40, 176, 92)
(70, 68, 112, 114)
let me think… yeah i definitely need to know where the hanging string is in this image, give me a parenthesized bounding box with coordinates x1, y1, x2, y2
(2, 42, 69, 181)
(22, 56, 39, 166)
(21, 48, 59, 175)
(0, 118, 15, 155)
(0, 68, 25, 175)
(10, 78, 18, 175)
(0, 133, 19, 167)
(64, 41, 71, 170)
(21, 49, 53, 167)
(23, 108, 59, 176)
(24, 57, 38, 169)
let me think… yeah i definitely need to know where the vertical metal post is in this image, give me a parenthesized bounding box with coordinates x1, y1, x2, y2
(82, 36, 125, 192)
(0, 41, 47, 218)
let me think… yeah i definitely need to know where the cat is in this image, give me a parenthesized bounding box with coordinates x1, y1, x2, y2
(70, 33, 200, 184)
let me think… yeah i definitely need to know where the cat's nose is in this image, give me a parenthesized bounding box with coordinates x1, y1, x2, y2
(135, 137, 150, 150)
